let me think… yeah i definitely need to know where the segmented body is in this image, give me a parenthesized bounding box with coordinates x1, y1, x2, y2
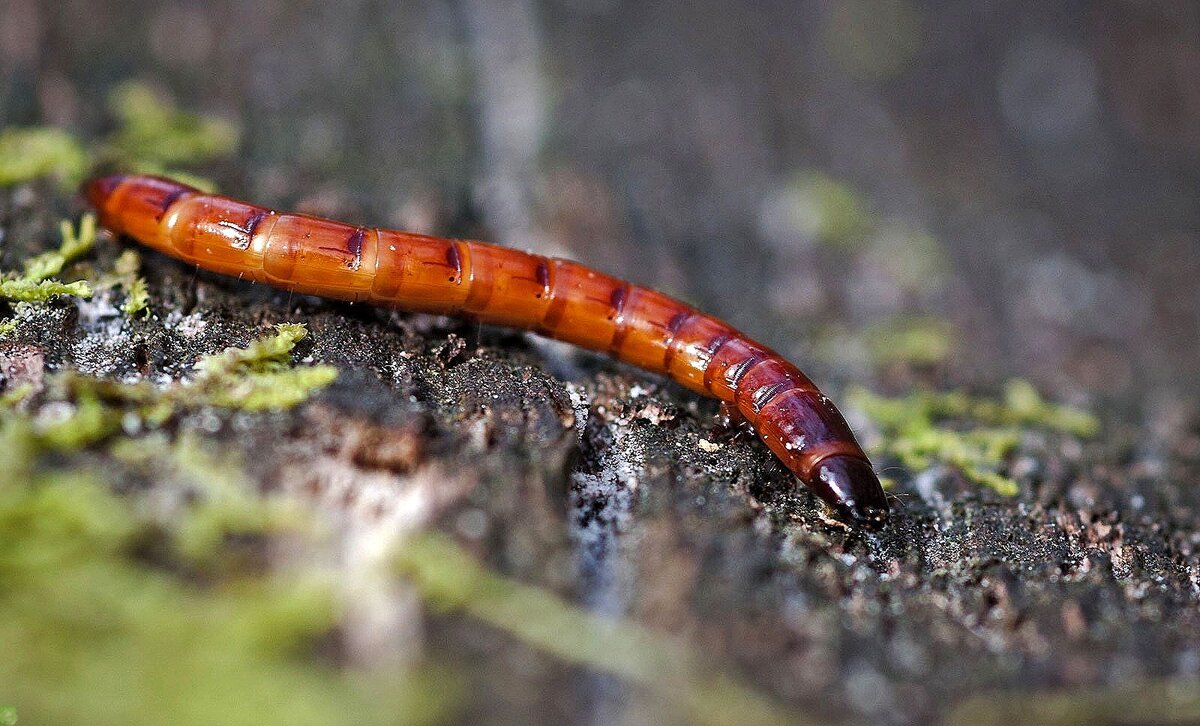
(86, 175, 888, 526)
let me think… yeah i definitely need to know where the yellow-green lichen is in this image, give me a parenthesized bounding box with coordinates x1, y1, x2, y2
(395, 531, 798, 726)
(0, 214, 96, 304)
(0, 126, 89, 188)
(849, 379, 1099, 495)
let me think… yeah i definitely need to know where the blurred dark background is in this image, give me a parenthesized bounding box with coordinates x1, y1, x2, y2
(3, 0, 1199, 409)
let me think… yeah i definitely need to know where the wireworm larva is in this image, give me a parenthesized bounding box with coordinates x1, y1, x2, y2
(86, 174, 889, 527)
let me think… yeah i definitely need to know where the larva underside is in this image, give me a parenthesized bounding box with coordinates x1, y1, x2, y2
(86, 174, 888, 526)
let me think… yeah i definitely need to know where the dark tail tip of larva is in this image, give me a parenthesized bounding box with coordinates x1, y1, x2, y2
(812, 456, 889, 529)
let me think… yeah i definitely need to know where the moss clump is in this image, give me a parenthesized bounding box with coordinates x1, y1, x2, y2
(106, 249, 151, 317)
(0, 278, 91, 304)
(864, 315, 955, 367)
(194, 323, 312, 375)
(0, 214, 96, 304)
(1, 79, 237, 195)
(849, 379, 1099, 495)
(0, 214, 97, 337)
(0, 126, 89, 188)
(0, 414, 456, 726)
(102, 81, 238, 177)
(776, 169, 874, 249)
(188, 323, 339, 411)
(31, 324, 338, 455)
(945, 678, 1200, 726)
(121, 275, 150, 316)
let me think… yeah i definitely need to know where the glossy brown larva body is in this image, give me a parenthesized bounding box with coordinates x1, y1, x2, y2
(86, 175, 888, 526)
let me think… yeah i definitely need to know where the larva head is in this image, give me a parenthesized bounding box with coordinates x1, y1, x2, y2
(812, 455, 889, 528)
(84, 174, 128, 228)
(83, 175, 202, 256)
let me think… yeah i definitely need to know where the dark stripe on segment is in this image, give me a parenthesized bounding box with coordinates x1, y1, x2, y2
(452, 242, 475, 314)
(725, 354, 765, 390)
(607, 282, 633, 354)
(750, 381, 789, 414)
(661, 310, 696, 372)
(245, 210, 268, 238)
(236, 210, 268, 250)
(539, 261, 569, 333)
(155, 188, 188, 221)
(446, 242, 464, 283)
(346, 228, 365, 270)
(608, 284, 628, 319)
(700, 332, 736, 393)
(535, 260, 551, 298)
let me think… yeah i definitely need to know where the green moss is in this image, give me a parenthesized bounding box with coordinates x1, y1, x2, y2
(103, 81, 239, 171)
(189, 324, 338, 412)
(395, 531, 798, 726)
(106, 249, 151, 317)
(0, 214, 96, 303)
(867, 225, 949, 295)
(0, 383, 33, 408)
(199, 366, 340, 410)
(0, 278, 91, 303)
(28, 215, 96, 279)
(849, 380, 1099, 495)
(122, 276, 150, 316)
(864, 315, 955, 367)
(33, 390, 121, 451)
(784, 170, 874, 249)
(0, 126, 88, 188)
(0, 419, 456, 726)
(998, 379, 1100, 437)
(110, 323, 330, 419)
(195, 323, 311, 376)
(1, 79, 237, 198)
(6, 325, 336, 462)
